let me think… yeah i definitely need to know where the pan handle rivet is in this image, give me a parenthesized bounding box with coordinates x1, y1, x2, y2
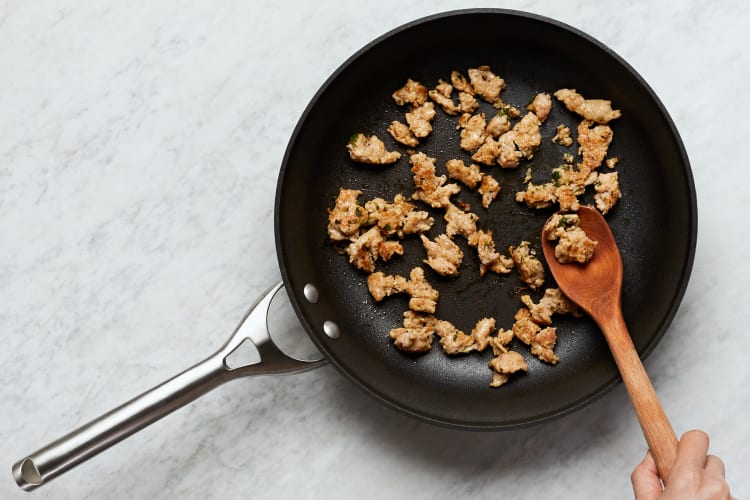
(323, 320, 340, 339)
(303, 283, 319, 303)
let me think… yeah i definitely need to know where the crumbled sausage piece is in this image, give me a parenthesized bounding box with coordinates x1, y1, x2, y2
(552, 124, 574, 147)
(389, 311, 436, 353)
(364, 194, 434, 238)
(515, 182, 557, 209)
(367, 267, 439, 313)
(457, 113, 487, 152)
(527, 92, 552, 122)
(512, 112, 543, 160)
(446, 159, 482, 189)
(444, 202, 479, 238)
(347, 226, 403, 272)
(467, 229, 514, 276)
(434, 317, 496, 355)
(468, 66, 505, 104)
(458, 92, 479, 114)
(472, 136, 502, 166)
(404, 267, 439, 313)
(401, 210, 435, 235)
(428, 80, 460, 115)
(420, 234, 464, 277)
(510, 241, 545, 290)
(346, 134, 401, 164)
(405, 102, 436, 138)
(489, 351, 528, 387)
(478, 174, 500, 208)
(520, 288, 581, 326)
(387, 120, 419, 147)
(327, 188, 368, 241)
(544, 213, 598, 264)
(490, 328, 515, 354)
(554, 88, 621, 124)
(577, 120, 614, 173)
(530, 327, 559, 364)
(392, 79, 428, 107)
(512, 308, 559, 364)
(605, 157, 619, 169)
(410, 152, 461, 208)
(486, 113, 511, 138)
(471, 318, 496, 352)
(450, 70, 474, 94)
(496, 131, 523, 168)
(389, 327, 433, 353)
(594, 172, 622, 214)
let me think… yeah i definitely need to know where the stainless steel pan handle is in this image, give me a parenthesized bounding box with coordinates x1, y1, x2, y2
(12, 282, 325, 492)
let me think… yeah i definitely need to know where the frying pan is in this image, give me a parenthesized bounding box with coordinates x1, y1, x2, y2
(12, 9, 696, 491)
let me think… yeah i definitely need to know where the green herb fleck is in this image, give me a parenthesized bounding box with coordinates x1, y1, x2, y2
(383, 223, 393, 232)
(348, 133, 361, 145)
(452, 333, 458, 340)
(558, 216, 571, 229)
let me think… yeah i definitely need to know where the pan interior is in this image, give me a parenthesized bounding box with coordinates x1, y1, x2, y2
(276, 11, 695, 428)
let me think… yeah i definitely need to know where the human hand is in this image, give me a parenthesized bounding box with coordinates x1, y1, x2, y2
(631, 430, 733, 499)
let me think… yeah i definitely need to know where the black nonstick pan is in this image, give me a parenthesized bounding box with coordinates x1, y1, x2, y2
(13, 9, 696, 491)
(277, 9, 695, 426)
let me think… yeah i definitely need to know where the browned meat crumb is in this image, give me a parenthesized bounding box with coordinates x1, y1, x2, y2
(520, 288, 581, 326)
(554, 88, 621, 124)
(387, 120, 419, 147)
(478, 174, 500, 208)
(512, 308, 559, 364)
(327, 188, 368, 241)
(552, 124, 574, 147)
(446, 159, 483, 189)
(428, 80, 460, 115)
(367, 267, 439, 313)
(364, 194, 434, 238)
(510, 241, 545, 290)
(605, 157, 619, 169)
(434, 317, 497, 355)
(471, 136, 502, 166)
(444, 202, 479, 238)
(486, 112, 511, 138)
(524, 168, 533, 183)
(515, 182, 557, 209)
(346, 134, 401, 164)
(489, 351, 528, 387)
(451, 70, 474, 94)
(512, 112, 543, 160)
(410, 152, 461, 208)
(471, 318, 496, 352)
(347, 226, 403, 272)
(543, 213, 598, 264)
(389, 311, 436, 353)
(577, 120, 614, 173)
(392, 79, 428, 107)
(468, 66, 505, 104)
(467, 229, 514, 276)
(594, 172, 622, 214)
(406, 102, 436, 138)
(496, 131, 523, 168)
(457, 113, 487, 152)
(420, 234, 464, 277)
(458, 91, 479, 114)
(401, 210, 435, 235)
(389, 326, 433, 352)
(527, 92, 552, 122)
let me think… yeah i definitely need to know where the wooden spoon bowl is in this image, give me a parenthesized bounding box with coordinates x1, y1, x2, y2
(541, 206, 678, 483)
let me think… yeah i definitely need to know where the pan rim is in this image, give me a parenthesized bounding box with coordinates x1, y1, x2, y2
(274, 8, 697, 430)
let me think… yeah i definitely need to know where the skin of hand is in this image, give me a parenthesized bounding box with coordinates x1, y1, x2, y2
(631, 430, 733, 500)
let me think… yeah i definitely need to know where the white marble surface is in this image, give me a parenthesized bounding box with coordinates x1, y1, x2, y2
(2, 1, 749, 498)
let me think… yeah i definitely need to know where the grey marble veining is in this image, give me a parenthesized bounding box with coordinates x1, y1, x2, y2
(2, 1, 749, 498)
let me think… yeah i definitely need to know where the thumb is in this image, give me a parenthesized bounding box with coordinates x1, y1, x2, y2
(631, 451, 663, 500)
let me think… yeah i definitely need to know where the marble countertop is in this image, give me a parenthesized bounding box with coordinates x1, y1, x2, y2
(2, 1, 748, 498)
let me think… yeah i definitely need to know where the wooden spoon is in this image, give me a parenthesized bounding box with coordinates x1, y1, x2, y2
(541, 206, 678, 483)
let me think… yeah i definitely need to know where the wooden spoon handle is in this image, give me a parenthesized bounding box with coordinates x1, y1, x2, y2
(599, 311, 678, 483)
